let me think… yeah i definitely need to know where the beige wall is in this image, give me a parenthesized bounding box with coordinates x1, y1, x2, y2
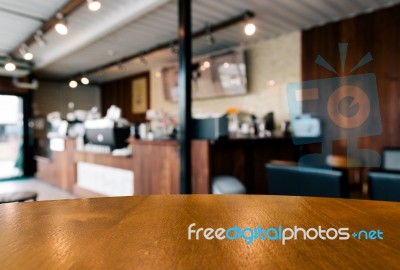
(33, 82, 101, 117)
(150, 31, 301, 125)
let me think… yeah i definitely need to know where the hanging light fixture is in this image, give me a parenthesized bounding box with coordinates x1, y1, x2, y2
(170, 43, 178, 55)
(34, 30, 47, 47)
(117, 61, 125, 71)
(87, 0, 101, 11)
(140, 55, 148, 66)
(4, 58, 16, 72)
(205, 24, 215, 45)
(243, 12, 256, 36)
(19, 44, 33, 61)
(81, 76, 90, 85)
(55, 13, 68, 35)
(69, 80, 78, 88)
(67, 11, 256, 82)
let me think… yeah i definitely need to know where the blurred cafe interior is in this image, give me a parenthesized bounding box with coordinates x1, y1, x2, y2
(0, 0, 400, 203)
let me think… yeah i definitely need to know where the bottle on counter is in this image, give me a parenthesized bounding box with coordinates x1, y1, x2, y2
(250, 115, 259, 136)
(139, 123, 147, 139)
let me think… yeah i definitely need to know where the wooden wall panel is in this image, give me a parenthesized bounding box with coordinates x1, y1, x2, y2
(302, 4, 400, 157)
(191, 140, 211, 194)
(101, 72, 150, 123)
(0, 76, 29, 95)
(208, 137, 298, 194)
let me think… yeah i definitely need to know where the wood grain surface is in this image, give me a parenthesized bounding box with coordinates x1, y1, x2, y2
(0, 195, 399, 269)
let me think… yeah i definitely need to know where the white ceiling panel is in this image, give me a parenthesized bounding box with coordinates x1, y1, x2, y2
(0, 0, 398, 81)
(0, 0, 69, 53)
(0, 0, 68, 19)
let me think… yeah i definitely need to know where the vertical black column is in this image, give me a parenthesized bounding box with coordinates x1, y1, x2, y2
(178, 0, 192, 194)
(23, 90, 35, 177)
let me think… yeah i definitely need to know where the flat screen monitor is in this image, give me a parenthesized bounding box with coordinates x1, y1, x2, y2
(161, 48, 247, 101)
(383, 149, 400, 172)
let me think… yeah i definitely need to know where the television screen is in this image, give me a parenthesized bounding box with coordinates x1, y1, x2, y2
(161, 48, 247, 101)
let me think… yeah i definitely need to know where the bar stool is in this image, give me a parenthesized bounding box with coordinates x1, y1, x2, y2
(0, 192, 38, 204)
(212, 176, 246, 194)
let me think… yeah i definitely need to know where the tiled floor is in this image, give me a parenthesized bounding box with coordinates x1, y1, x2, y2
(0, 178, 78, 201)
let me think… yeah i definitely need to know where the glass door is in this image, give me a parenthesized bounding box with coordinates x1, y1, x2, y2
(0, 95, 24, 179)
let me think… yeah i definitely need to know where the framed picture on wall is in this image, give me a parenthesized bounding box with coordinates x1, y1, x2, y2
(131, 75, 149, 114)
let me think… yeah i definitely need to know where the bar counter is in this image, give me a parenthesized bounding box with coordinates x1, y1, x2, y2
(0, 195, 399, 269)
(36, 136, 297, 196)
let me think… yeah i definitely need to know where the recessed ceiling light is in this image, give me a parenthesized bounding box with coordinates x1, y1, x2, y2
(203, 61, 210, 68)
(69, 80, 78, 88)
(244, 23, 256, 36)
(88, 0, 101, 11)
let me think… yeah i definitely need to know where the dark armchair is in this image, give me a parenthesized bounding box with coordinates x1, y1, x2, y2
(368, 148, 400, 202)
(266, 162, 348, 198)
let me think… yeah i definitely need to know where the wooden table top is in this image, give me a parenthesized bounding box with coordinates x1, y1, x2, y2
(0, 195, 399, 269)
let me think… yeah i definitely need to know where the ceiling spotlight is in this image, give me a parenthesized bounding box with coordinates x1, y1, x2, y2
(87, 0, 101, 11)
(4, 59, 16, 72)
(206, 24, 215, 45)
(23, 52, 33, 61)
(244, 23, 256, 36)
(34, 30, 47, 47)
(140, 56, 148, 66)
(69, 80, 78, 88)
(206, 34, 215, 45)
(117, 62, 125, 71)
(55, 13, 68, 35)
(19, 44, 33, 61)
(203, 61, 210, 68)
(170, 43, 178, 54)
(81, 77, 90, 85)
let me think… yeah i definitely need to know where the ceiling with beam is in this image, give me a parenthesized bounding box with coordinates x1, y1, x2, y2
(0, 0, 399, 83)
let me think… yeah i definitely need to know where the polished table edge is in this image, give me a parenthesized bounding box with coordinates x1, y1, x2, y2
(2, 194, 400, 206)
